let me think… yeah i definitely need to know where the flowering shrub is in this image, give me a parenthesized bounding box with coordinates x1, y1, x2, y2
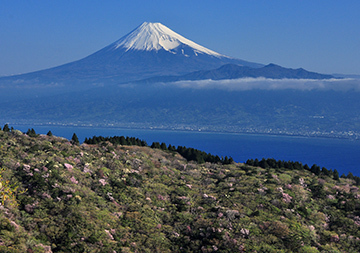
(0, 168, 24, 207)
(99, 179, 107, 186)
(70, 176, 78, 184)
(64, 163, 73, 171)
(282, 193, 292, 203)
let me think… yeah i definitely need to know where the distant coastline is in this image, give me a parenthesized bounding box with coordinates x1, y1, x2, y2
(6, 121, 360, 141)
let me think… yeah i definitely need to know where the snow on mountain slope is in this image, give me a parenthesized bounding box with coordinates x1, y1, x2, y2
(113, 22, 224, 57)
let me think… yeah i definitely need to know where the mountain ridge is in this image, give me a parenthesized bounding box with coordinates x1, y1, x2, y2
(132, 63, 335, 84)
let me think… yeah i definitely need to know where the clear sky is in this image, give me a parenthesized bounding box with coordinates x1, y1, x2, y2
(1, 0, 359, 76)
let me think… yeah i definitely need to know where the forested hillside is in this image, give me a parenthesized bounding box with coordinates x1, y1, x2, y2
(0, 127, 360, 252)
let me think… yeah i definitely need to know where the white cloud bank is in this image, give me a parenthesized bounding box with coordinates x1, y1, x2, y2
(170, 77, 360, 91)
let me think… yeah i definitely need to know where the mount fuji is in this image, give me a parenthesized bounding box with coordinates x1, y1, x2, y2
(2, 22, 354, 140)
(0, 22, 263, 89)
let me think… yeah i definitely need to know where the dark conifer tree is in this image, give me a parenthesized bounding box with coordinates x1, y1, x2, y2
(71, 133, 80, 145)
(160, 142, 168, 150)
(168, 144, 176, 152)
(311, 164, 321, 175)
(355, 176, 360, 186)
(333, 169, 340, 181)
(151, 142, 161, 149)
(347, 172, 354, 180)
(119, 136, 126, 145)
(215, 155, 221, 163)
(229, 157, 234, 164)
(26, 128, 37, 137)
(304, 164, 310, 171)
(259, 158, 269, 169)
(3, 124, 10, 132)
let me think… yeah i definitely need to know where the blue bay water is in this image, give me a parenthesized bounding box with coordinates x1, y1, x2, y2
(11, 125, 360, 177)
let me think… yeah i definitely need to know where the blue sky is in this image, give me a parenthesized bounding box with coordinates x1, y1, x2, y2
(1, 0, 360, 76)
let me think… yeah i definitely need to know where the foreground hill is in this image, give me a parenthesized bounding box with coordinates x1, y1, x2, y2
(0, 128, 360, 252)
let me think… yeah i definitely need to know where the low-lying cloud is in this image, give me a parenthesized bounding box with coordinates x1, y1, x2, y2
(170, 77, 360, 91)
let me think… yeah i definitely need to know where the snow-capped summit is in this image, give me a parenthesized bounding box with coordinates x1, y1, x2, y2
(112, 22, 223, 57)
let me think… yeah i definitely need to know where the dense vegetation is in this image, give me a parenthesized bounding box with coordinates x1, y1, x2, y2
(84, 135, 233, 165)
(1, 126, 360, 252)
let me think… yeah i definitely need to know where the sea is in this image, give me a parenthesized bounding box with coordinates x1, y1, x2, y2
(10, 125, 360, 177)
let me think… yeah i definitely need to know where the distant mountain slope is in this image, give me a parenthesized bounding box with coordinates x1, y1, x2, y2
(0, 22, 262, 88)
(134, 63, 335, 84)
